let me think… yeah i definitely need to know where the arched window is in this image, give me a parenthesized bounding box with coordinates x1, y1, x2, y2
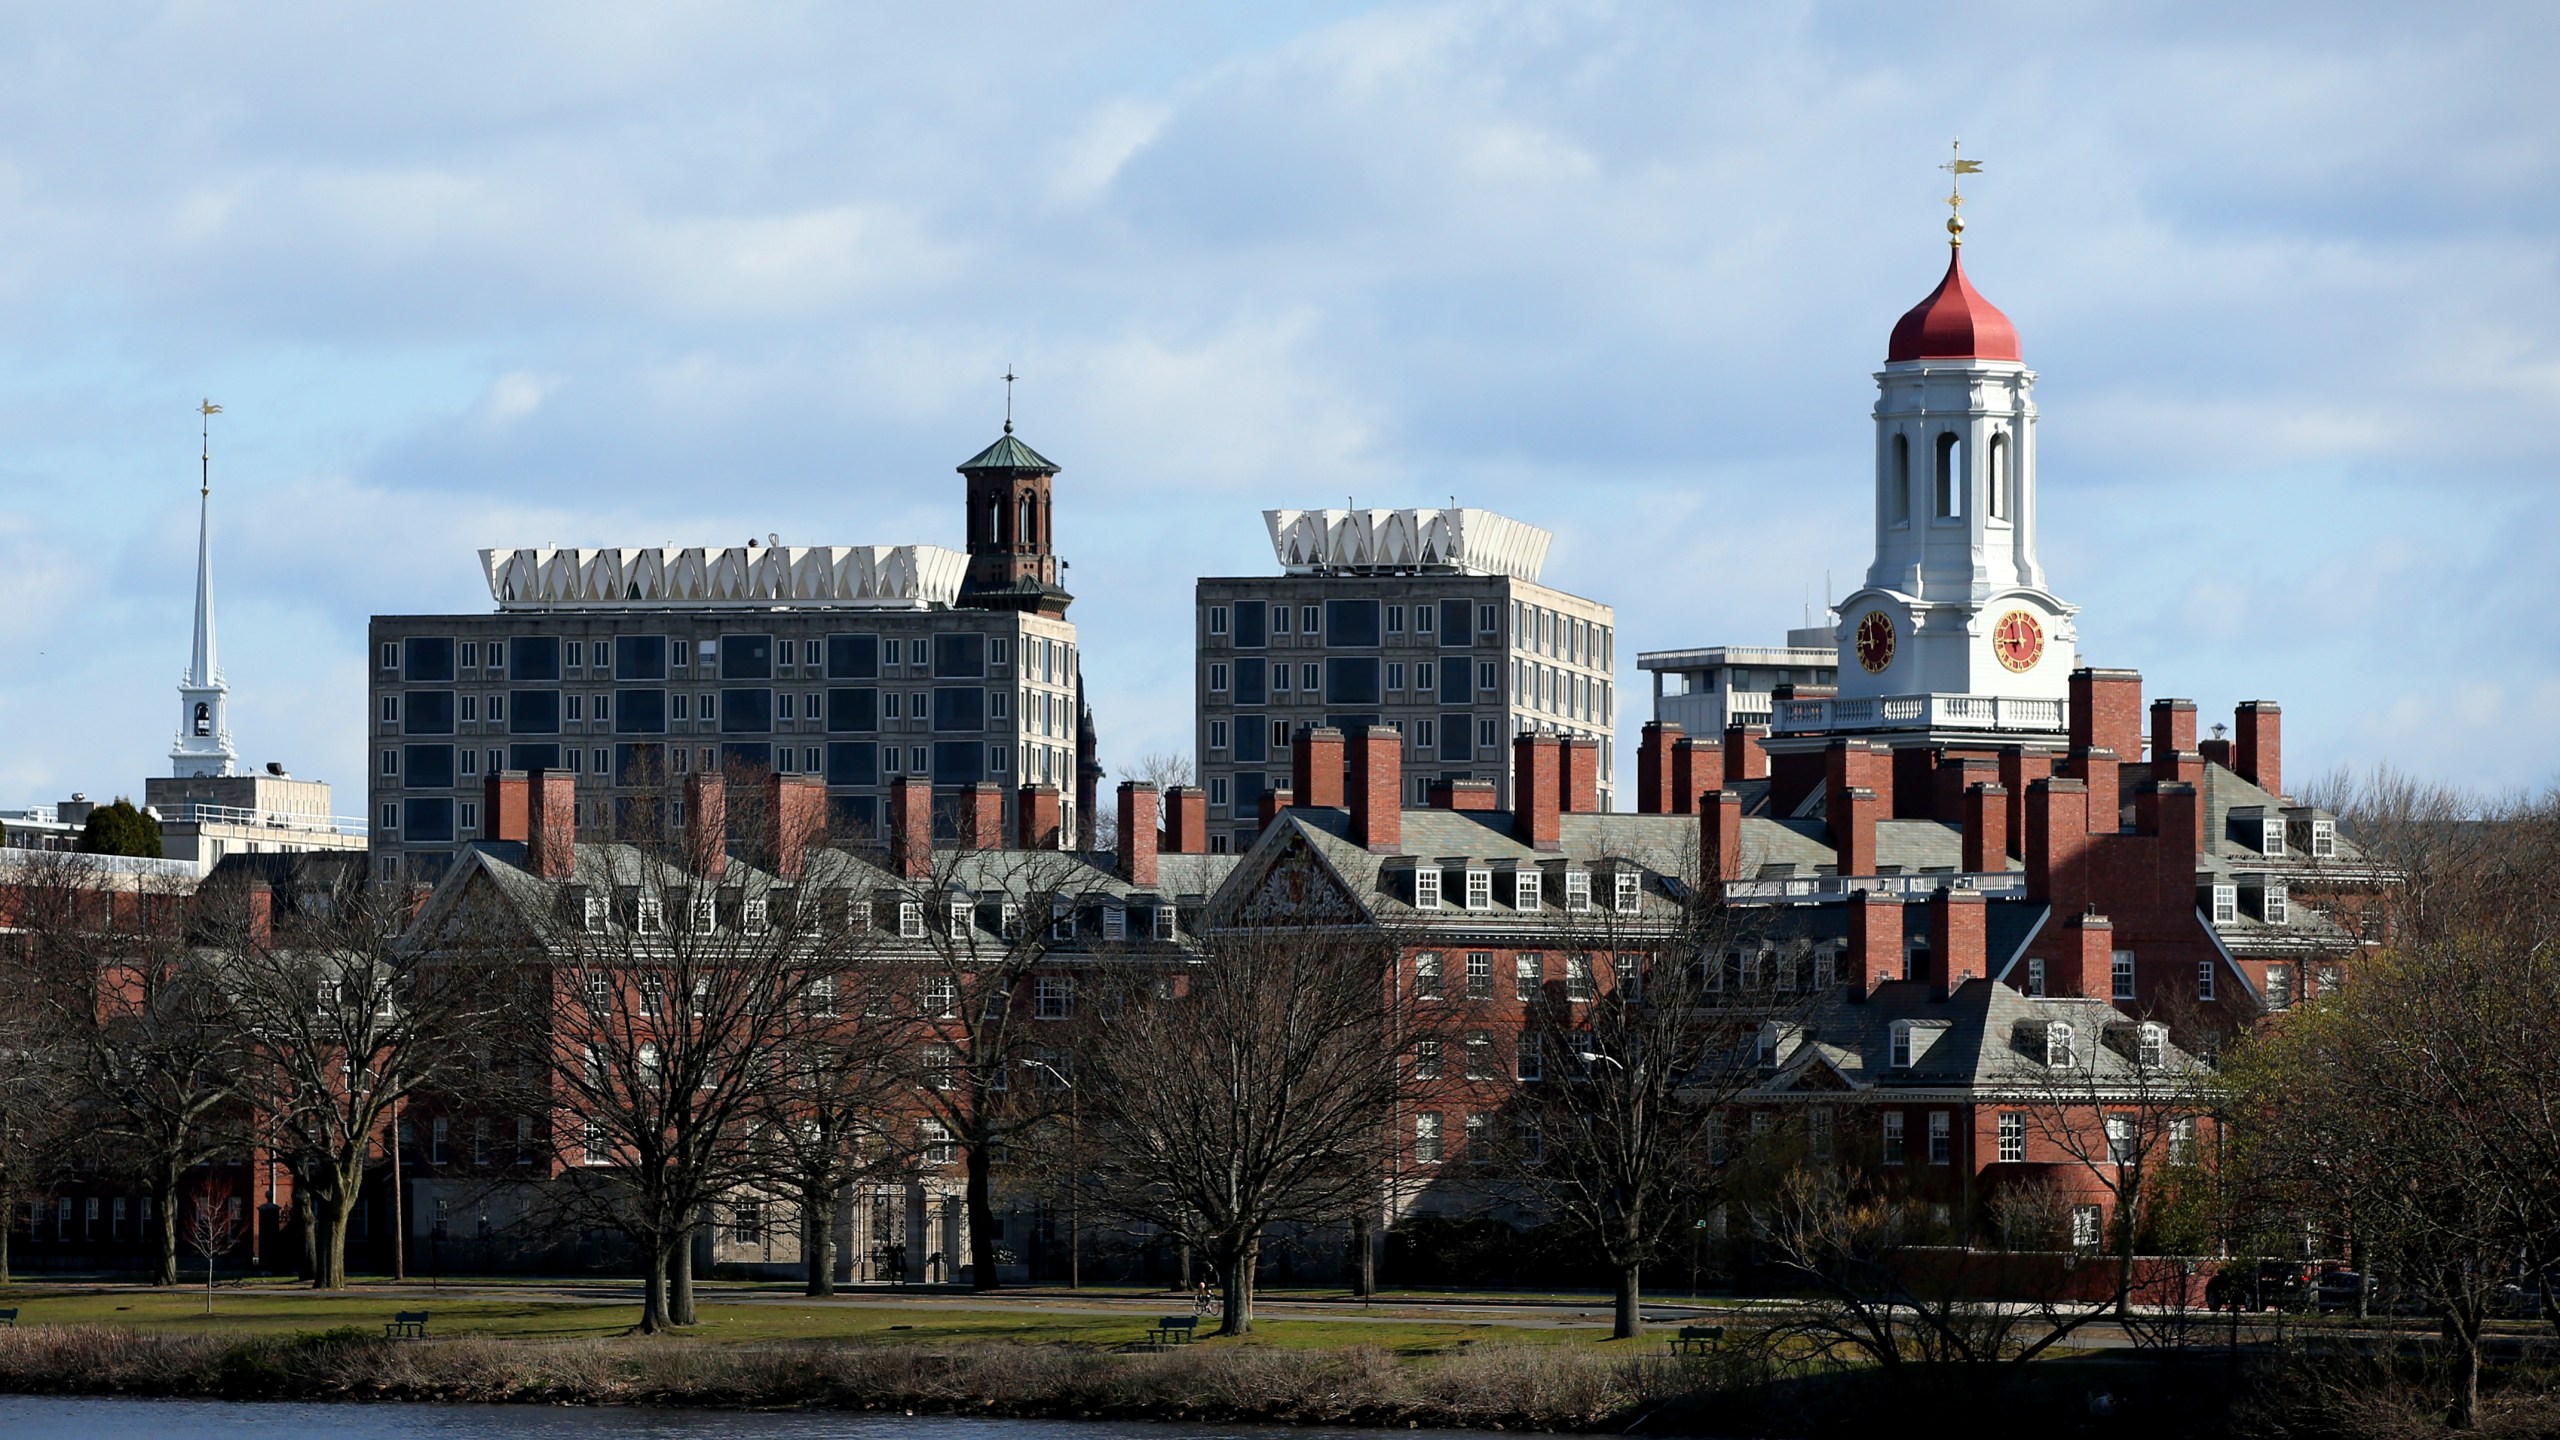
(1934, 432, 1962, 519)
(193, 702, 211, 736)
(1988, 433, 2009, 520)
(2045, 1021, 2076, 1068)
(1019, 494, 1034, 549)
(1888, 434, 1911, 527)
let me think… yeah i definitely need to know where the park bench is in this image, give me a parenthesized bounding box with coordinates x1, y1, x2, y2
(1146, 1316, 1200, 1346)
(384, 1310, 431, 1339)
(0, 1307, 17, 1328)
(1667, 1324, 1724, 1355)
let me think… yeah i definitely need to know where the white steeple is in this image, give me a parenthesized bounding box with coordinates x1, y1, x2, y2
(172, 400, 236, 778)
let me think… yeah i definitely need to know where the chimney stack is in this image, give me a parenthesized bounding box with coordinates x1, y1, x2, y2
(1700, 788, 1744, 888)
(2025, 777, 2091, 910)
(2047, 910, 2113, 999)
(1161, 785, 1208, 854)
(1723, 723, 1769, 782)
(684, 772, 728, 882)
(2150, 698, 2197, 765)
(1349, 727, 1402, 853)
(1563, 737, 1601, 814)
(2062, 748, 2122, 837)
(889, 776, 933, 881)
(530, 769, 577, 881)
(1962, 782, 2008, 874)
(1016, 784, 1062, 850)
(1636, 722, 1681, 814)
(1997, 747, 2053, 859)
(1117, 781, 1159, 887)
(1513, 732, 1562, 850)
(484, 770, 531, 845)
(2235, 701, 2282, 798)
(958, 782, 1005, 850)
(1835, 787, 1883, 877)
(2068, 668, 2146, 765)
(1826, 739, 1894, 824)
(766, 773, 826, 881)
(1292, 726, 1347, 810)
(1926, 887, 1987, 996)
(1258, 785, 1293, 826)
(1427, 778, 1499, 811)
(246, 884, 273, 950)
(1844, 890, 1901, 997)
(1672, 738, 1721, 815)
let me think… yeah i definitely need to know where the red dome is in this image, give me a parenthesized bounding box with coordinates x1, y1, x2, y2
(1886, 247, 2020, 363)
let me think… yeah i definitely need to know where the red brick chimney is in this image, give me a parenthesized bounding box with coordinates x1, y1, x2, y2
(484, 770, 531, 844)
(1292, 726, 1347, 810)
(2069, 667, 2145, 764)
(1998, 747, 2054, 859)
(684, 772, 728, 882)
(1722, 723, 1769, 782)
(2236, 701, 2282, 798)
(1513, 732, 1562, 851)
(1427, 778, 1498, 811)
(766, 774, 826, 881)
(1926, 887, 1986, 996)
(530, 769, 577, 881)
(1636, 721, 1681, 814)
(1563, 737, 1600, 813)
(1931, 755, 1996, 826)
(1963, 782, 2008, 874)
(246, 884, 273, 950)
(2155, 779, 2202, 870)
(2046, 910, 2112, 999)
(1700, 788, 1744, 887)
(889, 776, 933, 881)
(1826, 739, 1893, 822)
(2025, 777, 2091, 910)
(1672, 738, 1720, 815)
(2062, 748, 2122, 837)
(1835, 786, 1882, 877)
(1117, 781, 1159, 887)
(1258, 785, 1293, 826)
(1349, 726, 1402, 853)
(1016, 784, 1062, 850)
(1844, 890, 1901, 998)
(958, 782, 1004, 850)
(1161, 785, 1207, 854)
(2150, 698, 2197, 766)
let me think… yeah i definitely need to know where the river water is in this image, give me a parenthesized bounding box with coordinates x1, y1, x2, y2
(0, 1397, 1505, 1440)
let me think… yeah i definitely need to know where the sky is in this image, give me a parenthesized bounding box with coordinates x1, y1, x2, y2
(3, 1, 2557, 814)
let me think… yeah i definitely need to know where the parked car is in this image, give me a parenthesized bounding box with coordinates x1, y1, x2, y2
(2208, 1259, 2315, 1313)
(2314, 1270, 2371, 1314)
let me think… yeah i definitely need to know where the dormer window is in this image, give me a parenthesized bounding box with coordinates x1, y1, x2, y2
(688, 897, 716, 934)
(1756, 1022, 1784, 1070)
(2045, 1021, 2076, 1069)
(2261, 818, 2286, 856)
(741, 897, 768, 934)
(2310, 819, 2337, 858)
(2263, 882, 2288, 925)
(1051, 902, 1077, 941)
(582, 894, 605, 933)
(2136, 1022, 2167, 1070)
(2211, 884, 2238, 925)
(849, 899, 873, 932)
(1813, 945, 1839, 990)
(1889, 1020, 1914, 1069)
(948, 901, 971, 938)
(1412, 866, 1443, 910)
(634, 895, 663, 935)
(1514, 871, 1542, 911)
(898, 901, 925, 939)
(1152, 905, 1178, 940)
(1613, 869, 1641, 914)
(1465, 868, 1493, 911)
(1564, 870, 1592, 911)
(1102, 905, 1126, 941)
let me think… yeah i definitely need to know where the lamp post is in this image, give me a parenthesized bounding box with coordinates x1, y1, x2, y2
(1021, 1058, 1079, 1290)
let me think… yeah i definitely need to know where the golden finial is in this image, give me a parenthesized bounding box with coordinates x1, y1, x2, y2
(1938, 137, 1983, 244)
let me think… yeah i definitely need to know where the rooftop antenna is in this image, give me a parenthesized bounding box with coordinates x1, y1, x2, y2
(1938, 137, 1983, 245)
(1002, 366, 1017, 435)
(198, 398, 221, 497)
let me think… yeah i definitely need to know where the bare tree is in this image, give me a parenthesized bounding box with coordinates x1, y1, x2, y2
(1073, 908, 1414, 1335)
(0, 937, 74, 1284)
(746, 971, 910, 1296)
(184, 1174, 247, 1313)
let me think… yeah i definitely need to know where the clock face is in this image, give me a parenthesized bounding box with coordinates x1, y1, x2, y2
(1854, 610, 1897, 674)
(1993, 609, 2044, 673)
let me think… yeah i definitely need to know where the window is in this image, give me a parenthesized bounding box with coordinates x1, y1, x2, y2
(2264, 882, 2288, 925)
(1515, 954, 1541, 1001)
(1301, 604, 1321, 635)
(1416, 603, 1435, 634)
(1153, 905, 1178, 940)
(1933, 431, 1961, 518)
(2070, 1204, 2101, 1249)
(1208, 662, 1229, 693)
(1208, 719, 1228, 752)
(1414, 1037, 1441, 1079)
(1415, 1112, 1443, 1164)
(2106, 1114, 2136, 1166)
(1465, 952, 1492, 999)
(920, 974, 956, 1016)
(2265, 963, 2293, 1011)
(1479, 603, 1499, 635)
(1479, 660, 1498, 693)
(898, 901, 925, 938)
(2112, 950, 2136, 1001)
(1050, 904, 1077, 941)
(1035, 977, 1073, 1019)
(635, 895, 663, 934)
(380, 640, 400, 671)
(1516, 1035, 1543, 1081)
(2195, 958, 2218, 1001)
(1271, 604, 1290, 636)
(2317, 964, 2341, 997)
(1413, 866, 1442, 910)
(2261, 817, 2286, 856)
(2137, 1022, 2167, 1070)
(2026, 957, 2047, 997)
(1881, 1112, 1905, 1165)
(1889, 1021, 1914, 1069)
(947, 900, 972, 938)
(1513, 871, 1541, 911)
(1101, 904, 1125, 941)
(1755, 1022, 1780, 1069)
(2169, 1117, 2196, 1166)
(1998, 1111, 2025, 1163)
(921, 1120, 955, 1167)
(1927, 1111, 1952, 1165)
(1464, 1030, 1492, 1079)
(381, 748, 399, 776)
(2045, 1021, 2076, 1068)
(431, 1115, 450, 1165)
(2310, 818, 2337, 858)
(1565, 871, 1591, 911)
(1207, 605, 1229, 636)
(380, 694, 399, 724)
(1566, 955, 1594, 1002)
(1415, 953, 1443, 999)
(1814, 946, 1839, 990)
(1271, 663, 1290, 693)
(1987, 432, 2009, 520)
(1464, 868, 1493, 911)
(729, 1201, 764, 1248)
(582, 1119, 608, 1166)
(2211, 884, 2237, 925)
(1613, 869, 1641, 914)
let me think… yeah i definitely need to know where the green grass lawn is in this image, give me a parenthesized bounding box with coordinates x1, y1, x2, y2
(0, 1286, 1628, 1355)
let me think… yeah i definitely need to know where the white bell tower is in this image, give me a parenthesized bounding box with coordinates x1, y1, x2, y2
(171, 400, 236, 779)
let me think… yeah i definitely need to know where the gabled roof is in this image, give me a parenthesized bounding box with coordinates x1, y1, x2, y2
(1765, 979, 2205, 1097)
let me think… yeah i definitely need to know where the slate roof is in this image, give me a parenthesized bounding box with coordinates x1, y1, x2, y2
(956, 431, 1058, 474)
(1764, 977, 2207, 1099)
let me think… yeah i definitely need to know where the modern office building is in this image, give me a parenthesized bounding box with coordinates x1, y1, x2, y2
(1194, 507, 1616, 854)
(1636, 631, 1839, 738)
(366, 425, 1091, 884)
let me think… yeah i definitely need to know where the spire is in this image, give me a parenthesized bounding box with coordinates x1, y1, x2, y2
(172, 400, 236, 777)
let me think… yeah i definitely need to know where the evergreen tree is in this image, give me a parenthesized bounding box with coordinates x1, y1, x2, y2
(78, 800, 163, 858)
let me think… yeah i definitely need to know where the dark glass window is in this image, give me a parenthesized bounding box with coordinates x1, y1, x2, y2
(510, 636, 561, 681)
(934, 633, 986, 678)
(404, 637, 456, 683)
(1439, 713, 1473, 761)
(720, 689, 774, 734)
(1325, 657, 1382, 706)
(1232, 600, 1267, 649)
(615, 690, 666, 735)
(1440, 599, 1472, 647)
(404, 744, 456, 789)
(510, 690, 561, 735)
(828, 794, 879, 835)
(1325, 600, 1381, 648)
(614, 743, 667, 786)
(1440, 656, 1471, 703)
(1233, 771, 1267, 815)
(1233, 722, 1267, 763)
(616, 635, 668, 681)
(826, 741, 879, 787)
(404, 691, 456, 736)
(720, 635, 773, 680)
(933, 687, 985, 732)
(507, 743, 560, 772)
(403, 797, 455, 844)
(933, 741, 985, 785)
(826, 688, 879, 733)
(826, 634, 879, 679)
(720, 742, 773, 770)
(1233, 657, 1267, 706)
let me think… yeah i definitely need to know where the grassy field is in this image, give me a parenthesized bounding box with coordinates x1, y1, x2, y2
(0, 1284, 1621, 1355)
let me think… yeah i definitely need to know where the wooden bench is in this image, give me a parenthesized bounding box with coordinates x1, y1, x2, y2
(1146, 1316, 1200, 1345)
(384, 1310, 430, 1339)
(0, 1308, 18, 1328)
(1667, 1324, 1724, 1354)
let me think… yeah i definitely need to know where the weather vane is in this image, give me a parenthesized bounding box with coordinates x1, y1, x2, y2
(198, 398, 222, 497)
(1939, 138, 1983, 244)
(1002, 366, 1017, 434)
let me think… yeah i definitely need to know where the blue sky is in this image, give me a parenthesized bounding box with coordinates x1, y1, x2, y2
(3, 1, 2556, 810)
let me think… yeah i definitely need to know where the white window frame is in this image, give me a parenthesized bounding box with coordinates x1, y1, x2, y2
(1927, 1110, 1952, 1165)
(2137, 1022, 2167, 1069)
(1464, 868, 1493, 911)
(1034, 976, 1073, 1020)
(2264, 882, 2288, 925)
(2310, 818, 2337, 858)
(1566, 955, 1594, 1002)
(1152, 905, 1177, 940)
(2111, 950, 2136, 1001)
(2045, 1021, 2076, 1068)
(1889, 1021, 1913, 1069)
(2026, 956, 2046, 997)
(1414, 866, 1442, 910)
(1513, 871, 1541, 911)
(1414, 953, 1442, 999)
(898, 901, 925, 939)
(2211, 884, 2237, 925)
(2261, 817, 2286, 855)
(1415, 1111, 1443, 1165)
(1515, 954, 1541, 1001)
(2197, 959, 2217, 1001)
(1998, 1111, 2025, 1163)
(1564, 870, 1591, 911)
(2106, 1114, 2137, 1166)
(1613, 869, 1641, 914)
(1465, 951, 1492, 998)
(2265, 962, 2293, 1010)
(1881, 1111, 1905, 1165)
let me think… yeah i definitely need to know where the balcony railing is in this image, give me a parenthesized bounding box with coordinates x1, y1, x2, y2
(1771, 693, 2066, 735)
(159, 803, 370, 838)
(1722, 870, 2029, 905)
